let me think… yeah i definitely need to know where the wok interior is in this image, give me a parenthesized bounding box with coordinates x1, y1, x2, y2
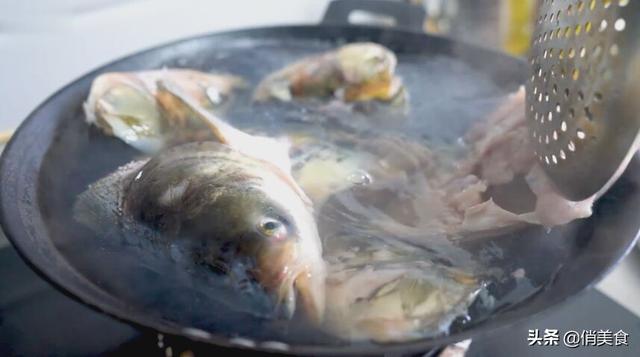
(28, 31, 640, 350)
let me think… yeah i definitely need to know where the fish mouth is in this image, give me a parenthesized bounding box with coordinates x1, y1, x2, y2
(271, 266, 326, 325)
(254, 242, 326, 324)
(291, 266, 326, 324)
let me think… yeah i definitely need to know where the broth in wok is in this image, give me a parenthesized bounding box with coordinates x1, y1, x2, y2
(49, 42, 593, 345)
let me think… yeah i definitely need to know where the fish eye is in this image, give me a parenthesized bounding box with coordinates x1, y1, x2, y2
(258, 217, 287, 240)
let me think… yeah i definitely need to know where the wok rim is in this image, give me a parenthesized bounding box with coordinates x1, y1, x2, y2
(1, 24, 639, 356)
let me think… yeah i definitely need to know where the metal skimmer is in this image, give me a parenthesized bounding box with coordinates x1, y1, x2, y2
(527, 0, 640, 201)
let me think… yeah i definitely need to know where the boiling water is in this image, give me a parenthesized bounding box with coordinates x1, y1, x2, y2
(37, 38, 584, 347)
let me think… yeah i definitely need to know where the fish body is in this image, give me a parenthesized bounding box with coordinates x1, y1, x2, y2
(84, 69, 244, 154)
(322, 232, 481, 342)
(254, 42, 404, 103)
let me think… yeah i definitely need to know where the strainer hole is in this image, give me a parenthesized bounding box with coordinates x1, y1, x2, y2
(594, 92, 603, 101)
(568, 141, 576, 151)
(565, 26, 572, 38)
(553, 84, 558, 94)
(614, 18, 626, 31)
(552, 155, 558, 164)
(550, 12, 555, 21)
(559, 49, 565, 59)
(545, 156, 550, 165)
(561, 121, 568, 132)
(599, 19, 608, 32)
(574, 24, 582, 36)
(603, 0, 612, 8)
(567, 4, 573, 15)
(610, 43, 620, 56)
(568, 48, 576, 58)
(548, 111, 553, 121)
(619, 0, 629, 7)
(545, 135, 550, 144)
(593, 44, 603, 57)
(556, 103, 561, 113)
(589, 0, 596, 10)
(578, 91, 585, 101)
(564, 88, 571, 99)
(569, 108, 576, 118)
(560, 150, 567, 160)
(577, 129, 586, 140)
(578, 1, 585, 11)
(572, 68, 580, 81)
(585, 107, 594, 121)
(585, 21, 593, 33)
(553, 130, 558, 141)
(580, 47, 587, 58)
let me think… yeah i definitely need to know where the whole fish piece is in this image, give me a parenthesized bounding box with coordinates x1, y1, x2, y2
(75, 142, 326, 323)
(286, 129, 436, 207)
(321, 232, 481, 342)
(254, 42, 405, 103)
(84, 69, 244, 154)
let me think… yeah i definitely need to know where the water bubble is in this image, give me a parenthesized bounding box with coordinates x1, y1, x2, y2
(347, 170, 372, 185)
(207, 87, 223, 104)
(458, 314, 471, 325)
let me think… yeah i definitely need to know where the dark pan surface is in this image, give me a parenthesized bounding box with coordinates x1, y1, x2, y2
(1, 26, 640, 356)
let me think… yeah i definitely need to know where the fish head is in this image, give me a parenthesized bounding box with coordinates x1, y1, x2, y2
(337, 42, 397, 85)
(230, 189, 326, 323)
(123, 142, 325, 323)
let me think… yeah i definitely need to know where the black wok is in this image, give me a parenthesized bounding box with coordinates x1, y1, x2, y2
(1, 1, 639, 355)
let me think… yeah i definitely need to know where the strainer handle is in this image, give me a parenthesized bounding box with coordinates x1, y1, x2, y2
(321, 0, 426, 32)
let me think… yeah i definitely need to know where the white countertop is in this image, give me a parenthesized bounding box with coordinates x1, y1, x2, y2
(1, 0, 638, 318)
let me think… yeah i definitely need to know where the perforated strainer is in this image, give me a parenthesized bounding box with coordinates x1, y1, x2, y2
(527, 0, 640, 201)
